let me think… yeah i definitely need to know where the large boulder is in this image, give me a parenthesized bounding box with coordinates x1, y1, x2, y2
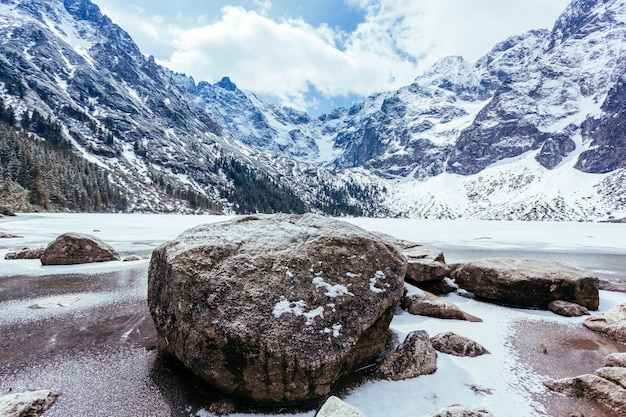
(375, 330, 438, 381)
(584, 303, 626, 342)
(449, 258, 599, 310)
(148, 214, 407, 406)
(40, 233, 120, 265)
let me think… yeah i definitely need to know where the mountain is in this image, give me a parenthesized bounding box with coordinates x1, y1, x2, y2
(190, 0, 626, 221)
(0, 0, 625, 220)
(0, 0, 384, 215)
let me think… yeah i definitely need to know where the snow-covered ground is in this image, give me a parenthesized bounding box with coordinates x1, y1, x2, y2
(0, 213, 625, 417)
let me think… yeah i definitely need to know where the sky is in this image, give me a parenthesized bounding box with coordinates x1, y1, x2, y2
(92, 0, 571, 116)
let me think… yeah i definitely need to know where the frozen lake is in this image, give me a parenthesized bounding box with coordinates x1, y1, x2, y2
(0, 214, 625, 416)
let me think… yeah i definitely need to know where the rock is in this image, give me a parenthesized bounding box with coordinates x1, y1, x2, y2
(584, 303, 626, 342)
(449, 258, 599, 310)
(599, 278, 626, 293)
(420, 404, 495, 417)
(0, 232, 22, 238)
(401, 288, 482, 322)
(605, 352, 626, 367)
(40, 232, 120, 265)
(148, 214, 407, 406)
(376, 234, 449, 284)
(430, 331, 490, 357)
(316, 396, 364, 417)
(0, 390, 60, 417)
(375, 330, 438, 381)
(4, 247, 45, 260)
(544, 372, 626, 416)
(123, 254, 143, 262)
(208, 399, 238, 415)
(547, 300, 590, 317)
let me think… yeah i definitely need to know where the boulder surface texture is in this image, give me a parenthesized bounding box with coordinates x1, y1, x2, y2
(0, 390, 60, 417)
(449, 258, 599, 309)
(316, 396, 364, 417)
(375, 330, 437, 380)
(40, 232, 120, 265)
(420, 404, 495, 417)
(584, 303, 626, 342)
(430, 332, 490, 357)
(148, 214, 407, 406)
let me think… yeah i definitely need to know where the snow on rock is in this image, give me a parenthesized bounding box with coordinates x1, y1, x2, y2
(148, 213, 406, 406)
(316, 396, 365, 417)
(0, 390, 60, 417)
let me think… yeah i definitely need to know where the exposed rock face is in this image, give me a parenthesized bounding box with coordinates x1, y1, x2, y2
(316, 396, 364, 417)
(449, 258, 599, 309)
(430, 332, 490, 357)
(40, 233, 120, 265)
(547, 300, 590, 317)
(420, 404, 495, 417)
(0, 390, 60, 417)
(148, 214, 407, 406)
(375, 330, 438, 381)
(605, 352, 626, 367)
(401, 288, 482, 322)
(4, 248, 45, 260)
(584, 303, 626, 342)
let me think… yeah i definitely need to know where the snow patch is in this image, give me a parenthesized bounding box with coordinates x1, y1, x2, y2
(312, 276, 354, 298)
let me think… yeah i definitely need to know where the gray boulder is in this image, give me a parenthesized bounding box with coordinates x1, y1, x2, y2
(40, 233, 120, 265)
(547, 300, 590, 317)
(430, 332, 490, 357)
(401, 288, 482, 322)
(584, 303, 626, 342)
(0, 390, 60, 417)
(449, 258, 599, 310)
(420, 404, 495, 417)
(316, 396, 364, 417)
(375, 330, 438, 381)
(4, 247, 45, 260)
(148, 214, 407, 406)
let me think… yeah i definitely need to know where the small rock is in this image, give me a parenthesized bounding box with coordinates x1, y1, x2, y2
(4, 248, 45, 260)
(0, 390, 60, 417)
(401, 288, 482, 322)
(0, 232, 22, 239)
(605, 352, 626, 367)
(41, 232, 120, 265)
(548, 300, 590, 317)
(375, 330, 437, 381)
(584, 303, 626, 342)
(420, 404, 495, 417)
(316, 396, 364, 417)
(430, 331, 490, 357)
(208, 399, 238, 415)
(123, 254, 143, 262)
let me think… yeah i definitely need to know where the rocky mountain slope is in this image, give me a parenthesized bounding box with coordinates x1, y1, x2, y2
(0, 0, 625, 220)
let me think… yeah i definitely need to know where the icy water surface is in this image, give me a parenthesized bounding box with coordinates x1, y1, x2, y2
(1, 214, 625, 416)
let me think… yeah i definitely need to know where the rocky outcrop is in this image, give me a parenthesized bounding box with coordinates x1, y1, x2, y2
(584, 303, 626, 342)
(420, 404, 495, 417)
(375, 330, 438, 381)
(544, 357, 626, 416)
(148, 214, 406, 406)
(547, 300, 590, 317)
(0, 390, 60, 417)
(0, 232, 22, 238)
(401, 288, 482, 322)
(4, 247, 45, 260)
(316, 396, 364, 417)
(40, 233, 120, 265)
(430, 332, 490, 357)
(449, 258, 599, 310)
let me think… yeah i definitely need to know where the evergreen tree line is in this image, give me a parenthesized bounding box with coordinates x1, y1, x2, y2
(149, 169, 221, 213)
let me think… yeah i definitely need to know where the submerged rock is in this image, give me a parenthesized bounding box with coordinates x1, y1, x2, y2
(148, 214, 406, 406)
(584, 303, 626, 342)
(0, 390, 60, 417)
(430, 331, 490, 357)
(40, 232, 120, 265)
(375, 330, 438, 381)
(449, 258, 599, 310)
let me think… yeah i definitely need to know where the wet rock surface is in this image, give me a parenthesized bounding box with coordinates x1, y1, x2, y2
(449, 258, 599, 309)
(148, 214, 407, 406)
(41, 233, 120, 265)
